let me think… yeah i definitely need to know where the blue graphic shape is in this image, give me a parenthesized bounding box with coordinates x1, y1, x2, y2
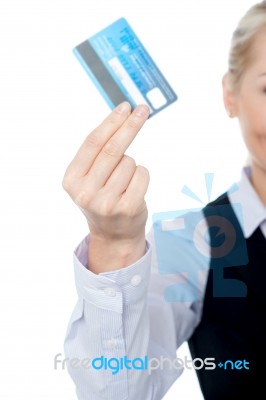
(181, 185, 204, 204)
(204, 173, 214, 202)
(227, 183, 239, 196)
(153, 208, 208, 303)
(152, 177, 249, 302)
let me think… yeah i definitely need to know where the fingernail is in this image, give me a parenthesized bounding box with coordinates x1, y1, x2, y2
(135, 105, 150, 117)
(116, 101, 131, 114)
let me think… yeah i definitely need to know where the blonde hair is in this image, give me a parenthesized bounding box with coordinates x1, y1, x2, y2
(228, 1, 266, 89)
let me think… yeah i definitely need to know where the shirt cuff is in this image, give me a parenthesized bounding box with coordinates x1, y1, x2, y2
(73, 235, 152, 313)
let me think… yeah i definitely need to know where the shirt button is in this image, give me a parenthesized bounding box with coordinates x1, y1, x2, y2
(130, 274, 142, 287)
(106, 338, 118, 349)
(104, 287, 116, 297)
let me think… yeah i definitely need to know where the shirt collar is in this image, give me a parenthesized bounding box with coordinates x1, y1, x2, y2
(228, 166, 266, 239)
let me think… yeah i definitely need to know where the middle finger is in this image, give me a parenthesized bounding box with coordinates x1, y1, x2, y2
(87, 104, 150, 190)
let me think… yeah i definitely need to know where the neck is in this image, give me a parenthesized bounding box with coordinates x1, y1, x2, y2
(250, 161, 266, 206)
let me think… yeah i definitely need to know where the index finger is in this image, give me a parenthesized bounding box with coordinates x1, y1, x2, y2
(66, 101, 132, 177)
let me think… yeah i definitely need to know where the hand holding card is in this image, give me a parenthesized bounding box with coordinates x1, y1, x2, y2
(62, 102, 150, 273)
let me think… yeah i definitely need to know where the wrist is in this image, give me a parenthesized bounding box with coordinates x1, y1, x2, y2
(88, 234, 146, 274)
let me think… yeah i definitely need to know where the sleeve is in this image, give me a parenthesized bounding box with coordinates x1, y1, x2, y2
(64, 210, 209, 400)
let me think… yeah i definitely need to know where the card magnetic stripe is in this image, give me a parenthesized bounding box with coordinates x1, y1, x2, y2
(74, 40, 133, 109)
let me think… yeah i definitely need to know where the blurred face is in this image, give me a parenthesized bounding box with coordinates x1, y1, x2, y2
(232, 28, 266, 172)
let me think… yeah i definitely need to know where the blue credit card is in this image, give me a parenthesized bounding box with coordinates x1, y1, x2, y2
(73, 18, 177, 117)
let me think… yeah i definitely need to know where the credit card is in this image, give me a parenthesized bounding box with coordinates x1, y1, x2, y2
(73, 18, 177, 117)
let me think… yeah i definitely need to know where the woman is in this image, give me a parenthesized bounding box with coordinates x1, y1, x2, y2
(63, 1, 266, 399)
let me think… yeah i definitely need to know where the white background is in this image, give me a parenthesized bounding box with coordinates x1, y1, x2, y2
(0, 0, 256, 398)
